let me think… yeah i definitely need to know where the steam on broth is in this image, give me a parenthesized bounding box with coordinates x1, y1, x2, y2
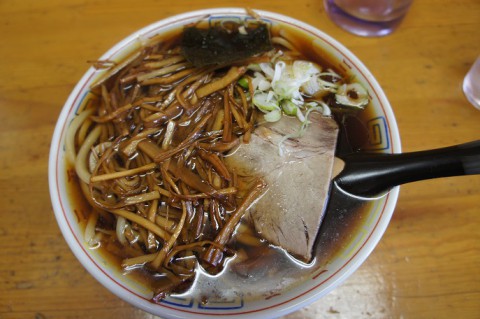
(66, 16, 372, 302)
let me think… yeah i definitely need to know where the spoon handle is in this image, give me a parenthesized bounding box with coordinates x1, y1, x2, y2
(335, 140, 480, 197)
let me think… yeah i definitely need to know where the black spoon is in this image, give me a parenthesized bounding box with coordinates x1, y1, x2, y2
(333, 140, 480, 197)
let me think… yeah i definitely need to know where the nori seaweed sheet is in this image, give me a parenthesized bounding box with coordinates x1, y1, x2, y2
(181, 23, 272, 67)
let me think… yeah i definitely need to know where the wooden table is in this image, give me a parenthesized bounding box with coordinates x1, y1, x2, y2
(1, 0, 479, 318)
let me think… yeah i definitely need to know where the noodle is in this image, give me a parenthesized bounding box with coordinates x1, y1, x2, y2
(65, 108, 94, 163)
(75, 125, 101, 184)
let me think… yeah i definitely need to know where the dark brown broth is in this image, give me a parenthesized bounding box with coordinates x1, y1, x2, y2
(66, 20, 380, 301)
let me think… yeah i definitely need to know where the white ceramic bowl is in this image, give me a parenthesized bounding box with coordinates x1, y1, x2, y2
(49, 8, 401, 319)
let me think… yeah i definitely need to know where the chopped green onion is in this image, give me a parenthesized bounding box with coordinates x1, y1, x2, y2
(280, 100, 298, 116)
(253, 92, 279, 112)
(264, 109, 282, 122)
(238, 77, 249, 89)
(249, 56, 370, 149)
(292, 60, 320, 83)
(335, 83, 369, 108)
(247, 63, 262, 72)
(296, 107, 306, 122)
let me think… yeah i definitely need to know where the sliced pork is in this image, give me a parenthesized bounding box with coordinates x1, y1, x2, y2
(226, 113, 339, 262)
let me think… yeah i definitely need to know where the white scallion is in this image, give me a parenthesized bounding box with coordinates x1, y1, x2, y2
(253, 92, 279, 113)
(280, 100, 298, 116)
(259, 62, 275, 79)
(296, 107, 306, 123)
(264, 109, 282, 122)
(292, 60, 320, 83)
(238, 25, 248, 35)
(335, 83, 369, 108)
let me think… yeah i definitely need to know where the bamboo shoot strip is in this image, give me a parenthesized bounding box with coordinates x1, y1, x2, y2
(153, 114, 212, 163)
(197, 149, 231, 181)
(197, 67, 246, 98)
(203, 179, 266, 267)
(222, 90, 233, 142)
(90, 163, 157, 182)
(150, 200, 188, 269)
(167, 160, 221, 199)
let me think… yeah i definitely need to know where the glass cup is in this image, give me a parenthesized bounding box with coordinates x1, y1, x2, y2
(324, 0, 414, 37)
(463, 57, 480, 110)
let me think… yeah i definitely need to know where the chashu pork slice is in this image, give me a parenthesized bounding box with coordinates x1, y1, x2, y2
(226, 113, 339, 262)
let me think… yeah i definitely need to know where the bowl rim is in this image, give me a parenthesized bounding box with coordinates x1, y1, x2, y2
(49, 7, 401, 319)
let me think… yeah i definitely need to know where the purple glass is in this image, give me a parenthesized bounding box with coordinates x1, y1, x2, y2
(324, 0, 414, 37)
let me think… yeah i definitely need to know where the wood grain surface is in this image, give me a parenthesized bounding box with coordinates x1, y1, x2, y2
(1, 0, 479, 318)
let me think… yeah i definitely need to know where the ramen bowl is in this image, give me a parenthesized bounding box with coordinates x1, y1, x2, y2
(49, 8, 401, 319)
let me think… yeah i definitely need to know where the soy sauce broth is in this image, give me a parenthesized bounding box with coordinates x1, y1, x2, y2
(65, 18, 384, 303)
